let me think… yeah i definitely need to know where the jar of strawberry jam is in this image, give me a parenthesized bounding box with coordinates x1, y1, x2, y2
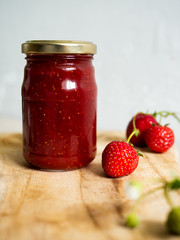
(21, 40, 97, 170)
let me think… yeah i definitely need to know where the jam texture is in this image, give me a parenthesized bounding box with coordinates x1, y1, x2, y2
(22, 54, 97, 170)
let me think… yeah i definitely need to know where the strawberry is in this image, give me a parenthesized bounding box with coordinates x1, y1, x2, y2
(126, 113, 158, 147)
(102, 141, 139, 178)
(144, 125, 175, 153)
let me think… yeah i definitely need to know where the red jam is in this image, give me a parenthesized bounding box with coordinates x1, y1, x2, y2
(22, 53, 97, 170)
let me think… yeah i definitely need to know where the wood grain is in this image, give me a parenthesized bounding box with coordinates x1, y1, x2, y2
(0, 131, 180, 240)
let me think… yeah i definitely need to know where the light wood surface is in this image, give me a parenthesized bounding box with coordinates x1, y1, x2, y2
(0, 131, 180, 240)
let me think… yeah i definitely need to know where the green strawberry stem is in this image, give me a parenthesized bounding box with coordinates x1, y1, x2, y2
(132, 182, 174, 213)
(164, 185, 174, 208)
(126, 177, 179, 228)
(126, 114, 140, 144)
(126, 114, 143, 157)
(152, 111, 180, 125)
(126, 129, 140, 144)
(132, 185, 164, 213)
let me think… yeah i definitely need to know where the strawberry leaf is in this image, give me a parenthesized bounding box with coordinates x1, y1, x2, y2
(167, 178, 180, 190)
(136, 150, 143, 157)
(152, 111, 157, 118)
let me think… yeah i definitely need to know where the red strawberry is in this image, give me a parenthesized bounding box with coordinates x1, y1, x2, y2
(144, 125, 175, 153)
(126, 113, 158, 147)
(102, 141, 139, 178)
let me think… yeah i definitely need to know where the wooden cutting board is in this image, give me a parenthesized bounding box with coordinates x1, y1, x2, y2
(0, 132, 180, 240)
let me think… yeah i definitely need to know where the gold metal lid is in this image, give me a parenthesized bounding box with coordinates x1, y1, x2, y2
(22, 40, 97, 54)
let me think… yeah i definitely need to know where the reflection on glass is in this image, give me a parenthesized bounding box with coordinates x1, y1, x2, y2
(62, 80, 77, 90)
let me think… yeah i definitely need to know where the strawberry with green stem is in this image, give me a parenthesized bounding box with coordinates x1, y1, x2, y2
(126, 111, 180, 148)
(126, 112, 158, 147)
(102, 129, 143, 178)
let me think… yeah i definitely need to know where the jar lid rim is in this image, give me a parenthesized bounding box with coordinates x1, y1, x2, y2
(21, 40, 97, 54)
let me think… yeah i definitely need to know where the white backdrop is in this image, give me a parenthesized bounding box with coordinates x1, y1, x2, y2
(0, 0, 180, 149)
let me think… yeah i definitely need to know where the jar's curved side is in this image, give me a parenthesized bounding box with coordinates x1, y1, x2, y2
(22, 54, 97, 170)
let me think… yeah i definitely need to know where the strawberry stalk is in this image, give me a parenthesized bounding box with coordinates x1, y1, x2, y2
(126, 185, 163, 228)
(152, 111, 180, 124)
(164, 185, 174, 208)
(132, 180, 174, 212)
(126, 177, 180, 228)
(132, 185, 164, 213)
(126, 114, 140, 144)
(126, 129, 140, 144)
(126, 115, 143, 157)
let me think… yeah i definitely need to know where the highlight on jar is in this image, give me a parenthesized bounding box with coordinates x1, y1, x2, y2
(21, 40, 97, 171)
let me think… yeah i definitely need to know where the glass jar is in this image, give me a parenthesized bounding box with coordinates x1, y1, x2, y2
(21, 40, 97, 170)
